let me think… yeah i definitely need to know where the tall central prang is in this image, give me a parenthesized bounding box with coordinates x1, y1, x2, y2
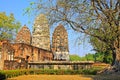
(32, 14, 50, 51)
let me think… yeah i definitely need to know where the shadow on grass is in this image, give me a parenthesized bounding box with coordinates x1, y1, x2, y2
(83, 74, 120, 80)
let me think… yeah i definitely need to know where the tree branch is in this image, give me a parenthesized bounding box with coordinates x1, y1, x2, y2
(100, 0, 109, 9)
(110, 0, 112, 9)
(114, 0, 119, 12)
(91, 0, 100, 17)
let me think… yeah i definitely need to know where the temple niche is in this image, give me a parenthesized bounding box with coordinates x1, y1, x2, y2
(32, 14, 50, 51)
(52, 24, 69, 61)
(16, 25, 31, 45)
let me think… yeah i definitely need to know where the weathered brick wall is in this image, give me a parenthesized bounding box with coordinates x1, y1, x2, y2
(12, 43, 32, 61)
(0, 40, 53, 70)
(4, 59, 27, 70)
(0, 40, 9, 70)
(32, 47, 39, 61)
(40, 49, 53, 61)
(12, 43, 53, 62)
(3, 42, 53, 62)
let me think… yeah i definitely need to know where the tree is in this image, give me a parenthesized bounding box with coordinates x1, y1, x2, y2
(69, 54, 81, 61)
(90, 33, 113, 64)
(27, 0, 120, 70)
(0, 12, 21, 41)
(103, 51, 113, 64)
(85, 53, 95, 61)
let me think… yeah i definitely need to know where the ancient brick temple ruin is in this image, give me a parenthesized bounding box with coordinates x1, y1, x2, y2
(0, 25, 53, 70)
(52, 24, 69, 61)
(0, 14, 70, 70)
(16, 25, 31, 45)
(32, 14, 50, 51)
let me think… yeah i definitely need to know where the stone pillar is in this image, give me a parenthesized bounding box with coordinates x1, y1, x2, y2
(69, 65, 73, 70)
(54, 65, 58, 69)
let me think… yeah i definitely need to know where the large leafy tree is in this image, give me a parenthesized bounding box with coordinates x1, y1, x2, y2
(90, 34, 113, 64)
(27, 0, 120, 70)
(0, 12, 21, 41)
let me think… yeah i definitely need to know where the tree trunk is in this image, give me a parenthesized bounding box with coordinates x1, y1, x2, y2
(112, 51, 116, 66)
(101, 48, 120, 74)
(114, 48, 120, 70)
(113, 32, 120, 70)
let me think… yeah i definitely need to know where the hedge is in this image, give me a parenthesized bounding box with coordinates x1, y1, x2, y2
(0, 68, 99, 80)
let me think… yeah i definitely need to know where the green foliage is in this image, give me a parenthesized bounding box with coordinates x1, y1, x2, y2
(70, 54, 95, 61)
(69, 54, 81, 61)
(85, 53, 95, 61)
(90, 28, 113, 64)
(94, 52, 113, 64)
(82, 69, 98, 75)
(70, 53, 112, 64)
(0, 68, 99, 79)
(103, 52, 113, 64)
(69, 54, 90, 61)
(94, 52, 104, 62)
(0, 72, 6, 80)
(0, 12, 21, 40)
(90, 36, 107, 53)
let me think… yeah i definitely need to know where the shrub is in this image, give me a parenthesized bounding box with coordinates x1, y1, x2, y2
(0, 68, 99, 79)
(0, 71, 6, 80)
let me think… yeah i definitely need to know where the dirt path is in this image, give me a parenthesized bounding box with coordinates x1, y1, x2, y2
(7, 75, 92, 80)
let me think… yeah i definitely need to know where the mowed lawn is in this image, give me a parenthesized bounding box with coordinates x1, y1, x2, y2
(7, 75, 92, 80)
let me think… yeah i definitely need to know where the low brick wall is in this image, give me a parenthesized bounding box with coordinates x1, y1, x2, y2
(28, 61, 94, 70)
(92, 62, 110, 69)
(4, 59, 28, 70)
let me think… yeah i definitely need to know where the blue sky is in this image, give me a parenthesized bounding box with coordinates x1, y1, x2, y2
(0, 0, 95, 56)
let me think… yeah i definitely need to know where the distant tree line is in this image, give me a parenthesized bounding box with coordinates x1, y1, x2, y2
(70, 52, 113, 64)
